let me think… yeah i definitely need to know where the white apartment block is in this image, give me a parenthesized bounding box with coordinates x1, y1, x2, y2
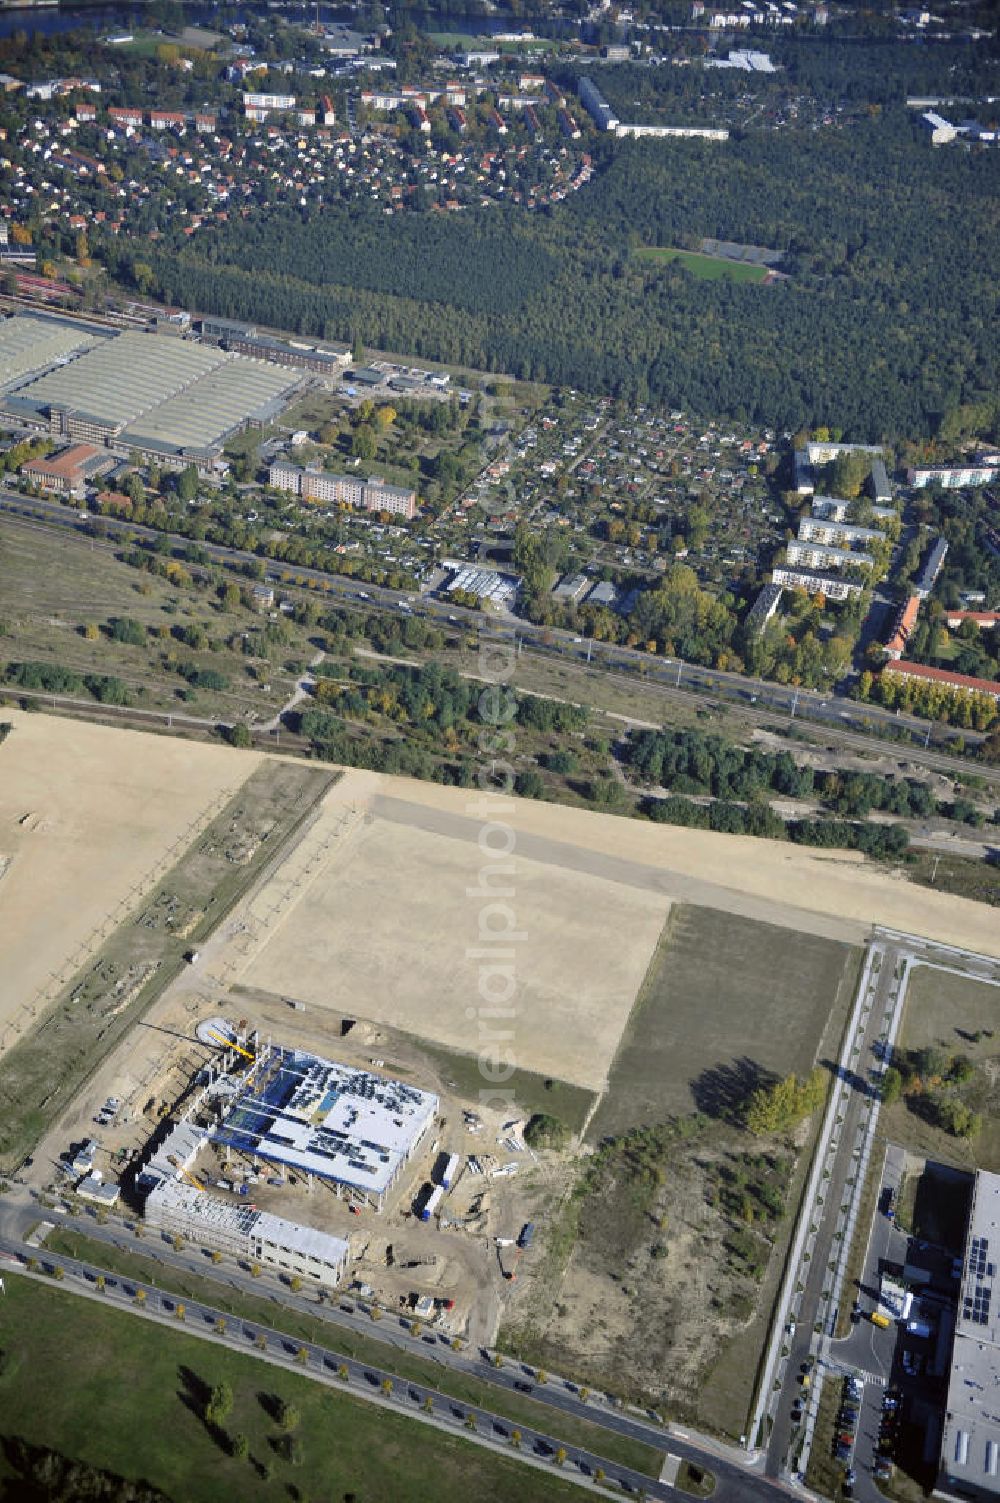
(798, 517, 884, 548)
(907, 459, 999, 489)
(786, 540, 875, 572)
(269, 461, 416, 518)
(771, 565, 864, 601)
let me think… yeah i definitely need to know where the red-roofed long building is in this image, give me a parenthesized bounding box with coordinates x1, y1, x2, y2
(882, 660, 1000, 703)
(885, 595, 921, 660)
(946, 612, 1000, 631)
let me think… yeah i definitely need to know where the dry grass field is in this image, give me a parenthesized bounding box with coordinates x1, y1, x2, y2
(0, 514, 306, 719)
(357, 774, 1000, 956)
(589, 905, 860, 1138)
(501, 905, 859, 1436)
(0, 709, 260, 1052)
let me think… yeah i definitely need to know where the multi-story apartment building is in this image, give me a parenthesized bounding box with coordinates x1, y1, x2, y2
(786, 540, 875, 572)
(269, 461, 416, 519)
(771, 565, 864, 601)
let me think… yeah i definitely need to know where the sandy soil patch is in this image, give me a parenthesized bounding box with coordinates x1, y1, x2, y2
(242, 811, 670, 1093)
(328, 770, 1000, 957)
(0, 711, 261, 1050)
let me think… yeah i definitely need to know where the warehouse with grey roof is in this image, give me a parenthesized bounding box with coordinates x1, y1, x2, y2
(0, 315, 302, 469)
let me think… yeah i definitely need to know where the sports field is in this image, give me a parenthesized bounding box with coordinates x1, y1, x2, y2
(636, 247, 770, 282)
(0, 710, 260, 1055)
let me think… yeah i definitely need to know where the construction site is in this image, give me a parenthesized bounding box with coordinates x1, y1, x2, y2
(37, 997, 552, 1341)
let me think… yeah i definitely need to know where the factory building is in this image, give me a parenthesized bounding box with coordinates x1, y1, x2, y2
(1, 322, 299, 472)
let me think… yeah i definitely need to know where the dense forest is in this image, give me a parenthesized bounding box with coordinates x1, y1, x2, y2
(577, 37, 1000, 122)
(104, 101, 1000, 438)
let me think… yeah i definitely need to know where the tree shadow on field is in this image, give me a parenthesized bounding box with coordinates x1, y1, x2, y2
(177, 1364, 211, 1416)
(819, 1055, 876, 1099)
(690, 1057, 778, 1121)
(177, 1366, 229, 1454)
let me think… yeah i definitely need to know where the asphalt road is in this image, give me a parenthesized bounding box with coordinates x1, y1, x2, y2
(766, 936, 1000, 1495)
(766, 940, 907, 1482)
(0, 1198, 792, 1503)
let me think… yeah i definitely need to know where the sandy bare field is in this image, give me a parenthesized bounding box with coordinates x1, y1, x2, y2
(337, 770, 1000, 957)
(243, 811, 670, 1092)
(0, 711, 261, 1048)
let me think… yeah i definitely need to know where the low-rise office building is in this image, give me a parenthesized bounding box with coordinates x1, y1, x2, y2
(145, 1178, 350, 1289)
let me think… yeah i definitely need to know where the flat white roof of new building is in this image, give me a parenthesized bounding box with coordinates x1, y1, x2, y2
(941, 1172, 1000, 1497)
(219, 1047, 438, 1197)
(146, 1178, 350, 1268)
(0, 314, 101, 392)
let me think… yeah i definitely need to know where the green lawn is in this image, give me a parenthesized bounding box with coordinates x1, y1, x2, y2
(414, 1039, 596, 1137)
(0, 1277, 588, 1503)
(635, 248, 770, 283)
(42, 1228, 662, 1477)
(880, 964, 1000, 1173)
